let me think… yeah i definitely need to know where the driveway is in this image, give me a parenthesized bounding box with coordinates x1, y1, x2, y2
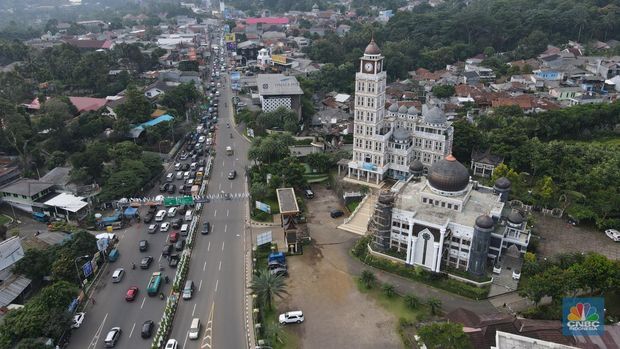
(278, 186, 402, 349)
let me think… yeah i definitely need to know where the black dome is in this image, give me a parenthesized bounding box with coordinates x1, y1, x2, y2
(409, 159, 424, 172)
(508, 211, 524, 224)
(427, 155, 470, 192)
(494, 177, 511, 190)
(475, 215, 494, 229)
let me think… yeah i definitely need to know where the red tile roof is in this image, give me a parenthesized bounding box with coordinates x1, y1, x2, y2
(63, 39, 112, 50)
(245, 17, 289, 25)
(69, 97, 108, 113)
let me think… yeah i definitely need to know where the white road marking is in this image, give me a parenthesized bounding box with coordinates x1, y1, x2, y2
(203, 260, 207, 271)
(224, 224, 227, 233)
(140, 297, 146, 309)
(208, 241, 211, 251)
(158, 254, 162, 262)
(192, 303, 197, 317)
(215, 279, 219, 292)
(200, 303, 214, 348)
(87, 313, 108, 349)
(214, 210, 217, 217)
(222, 241, 225, 251)
(221, 171, 224, 177)
(183, 331, 190, 349)
(219, 260, 222, 271)
(226, 209, 229, 217)
(199, 279, 203, 291)
(218, 183, 221, 190)
(128, 322, 136, 338)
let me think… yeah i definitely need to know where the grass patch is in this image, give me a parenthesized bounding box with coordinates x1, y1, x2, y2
(302, 163, 311, 174)
(251, 209, 274, 222)
(346, 200, 361, 213)
(304, 174, 329, 183)
(0, 214, 12, 226)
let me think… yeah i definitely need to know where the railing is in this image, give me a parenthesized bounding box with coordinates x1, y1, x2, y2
(343, 193, 370, 225)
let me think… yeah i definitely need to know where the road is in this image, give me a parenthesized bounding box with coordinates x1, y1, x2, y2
(167, 69, 251, 349)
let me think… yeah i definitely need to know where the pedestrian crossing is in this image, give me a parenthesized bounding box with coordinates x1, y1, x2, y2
(193, 192, 249, 203)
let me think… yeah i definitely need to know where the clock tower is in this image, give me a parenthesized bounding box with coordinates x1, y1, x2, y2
(348, 38, 388, 184)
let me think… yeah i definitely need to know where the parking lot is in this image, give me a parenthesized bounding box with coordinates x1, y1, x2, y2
(277, 186, 402, 349)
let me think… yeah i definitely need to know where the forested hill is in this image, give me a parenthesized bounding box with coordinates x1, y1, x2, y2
(307, 0, 620, 78)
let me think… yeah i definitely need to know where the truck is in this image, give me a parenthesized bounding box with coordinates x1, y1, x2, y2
(147, 272, 163, 296)
(226, 146, 233, 155)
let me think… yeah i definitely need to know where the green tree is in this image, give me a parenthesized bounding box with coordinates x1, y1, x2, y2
(382, 283, 396, 298)
(427, 297, 442, 316)
(417, 322, 472, 349)
(404, 293, 420, 309)
(13, 248, 54, 283)
(305, 152, 332, 173)
(114, 85, 152, 123)
(569, 253, 618, 295)
(250, 269, 289, 311)
(360, 270, 376, 289)
(431, 84, 456, 98)
(534, 176, 555, 207)
(100, 170, 143, 200)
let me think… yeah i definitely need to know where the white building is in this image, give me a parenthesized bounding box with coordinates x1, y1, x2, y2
(347, 39, 454, 184)
(256, 74, 304, 120)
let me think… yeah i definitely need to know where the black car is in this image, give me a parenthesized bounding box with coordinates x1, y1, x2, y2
(162, 244, 173, 257)
(175, 239, 185, 251)
(168, 254, 179, 267)
(141, 320, 154, 338)
(201, 222, 210, 235)
(171, 218, 183, 229)
(139, 240, 148, 252)
(167, 184, 176, 194)
(140, 256, 153, 269)
(143, 213, 154, 223)
(181, 163, 190, 171)
(148, 205, 158, 213)
(159, 183, 168, 192)
(330, 209, 344, 218)
(227, 170, 236, 180)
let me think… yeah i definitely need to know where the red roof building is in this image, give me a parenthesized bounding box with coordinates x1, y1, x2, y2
(245, 17, 289, 25)
(68, 97, 108, 113)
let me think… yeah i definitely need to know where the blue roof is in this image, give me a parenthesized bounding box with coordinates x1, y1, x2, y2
(139, 114, 174, 128)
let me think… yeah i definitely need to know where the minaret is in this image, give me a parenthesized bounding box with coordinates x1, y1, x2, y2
(348, 38, 388, 183)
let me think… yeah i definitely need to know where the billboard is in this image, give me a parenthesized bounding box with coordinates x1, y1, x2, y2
(226, 42, 237, 51)
(82, 261, 93, 278)
(256, 231, 273, 246)
(224, 33, 236, 42)
(271, 54, 287, 65)
(230, 72, 241, 81)
(255, 201, 271, 213)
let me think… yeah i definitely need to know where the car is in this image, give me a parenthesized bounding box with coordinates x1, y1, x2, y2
(168, 254, 179, 267)
(159, 183, 169, 192)
(104, 327, 122, 347)
(160, 222, 171, 232)
(162, 244, 173, 257)
(147, 223, 158, 234)
(167, 207, 177, 217)
(175, 171, 183, 180)
(171, 218, 183, 229)
(201, 222, 211, 235)
(165, 339, 178, 349)
(270, 267, 288, 277)
(141, 320, 154, 338)
(605, 229, 620, 242)
(175, 239, 185, 251)
(512, 270, 521, 280)
(330, 209, 344, 218)
(139, 240, 149, 252)
(112, 268, 124, 283)
(143, 213, 154, 223)
(169, 231, 179, 243)
(279, 310, 304, 324)
(140, 256, 153, 269)
(268, 260, 287, 270)
(125, 286, 139, 301)
(181, 163, 190, 171)
(71, 312, 86, 329)
(227, 170, 236, 179)
(180, 153, 189, 160)
(167, 184, 176, 194)
(174, 162, 182, 171)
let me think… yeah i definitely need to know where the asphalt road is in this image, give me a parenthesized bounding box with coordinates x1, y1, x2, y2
(167, 68, 251, 349)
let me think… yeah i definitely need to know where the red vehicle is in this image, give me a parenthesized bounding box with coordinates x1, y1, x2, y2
(125, 286, 139, 301)
(168, 231, 179, 243)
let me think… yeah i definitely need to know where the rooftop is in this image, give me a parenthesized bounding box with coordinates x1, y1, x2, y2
(43, 193, 88, 213)
(0, 179, 54, 197)
(257, 74, 303, 96)
(245, 17, 289, 25)
(276, 188, 299, 214)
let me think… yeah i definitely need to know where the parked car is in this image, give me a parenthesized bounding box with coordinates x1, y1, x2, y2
(139, 240, 148, 252)
(270, 267, 288, 277)
(125, 286, 139, 301)
(227, 170, 236, 180)
(112, 268, 124, 283)
(279, 310, 304, 324)
(141, 320, 154, 338)
(140, 256, 153, 269)
(605, 229, 620, 242)
(169, 231, 179, 243)
(71, 312, 86, 329)
(147, 223, 158, 233)
(330, 209, 344, 218)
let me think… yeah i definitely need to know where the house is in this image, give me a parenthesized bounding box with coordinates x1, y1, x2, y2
(0, 179, 56, 213)
(336, 24, 351, 37)
(144, 80, 180, 100)
(62, 38, 113, 51)
(244, 17, 289, 33)
(0, 236, 31, 308)
(586, 59, 620, 79)
(68, 97, 108, 113)
(292, 37, 310, 48)
(549, 87, 582, 101)
(256, 74, 304, 120)
(43, 192, 90, 221)
(471, 149, 504, 178)
(533, 69, 564, 81)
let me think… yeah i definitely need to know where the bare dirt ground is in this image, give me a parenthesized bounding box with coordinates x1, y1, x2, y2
(532, 213, 620, 260)
(277, 186, 402, 349)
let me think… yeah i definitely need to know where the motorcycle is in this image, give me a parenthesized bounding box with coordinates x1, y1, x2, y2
(159, 293, 165, 300)
(132, 263, 136, 270)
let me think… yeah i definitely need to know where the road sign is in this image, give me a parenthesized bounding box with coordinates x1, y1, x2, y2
(256, 231, 273, 246)
(82, 261, 93, 278)
(163, 196, 195, 206)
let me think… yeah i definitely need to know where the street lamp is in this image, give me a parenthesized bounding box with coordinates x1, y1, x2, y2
(74, 255, 91, 289)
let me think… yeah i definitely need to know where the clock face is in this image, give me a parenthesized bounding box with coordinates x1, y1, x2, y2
(364, 62, 374, 73)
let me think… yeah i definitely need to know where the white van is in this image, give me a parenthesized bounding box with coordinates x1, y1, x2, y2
(166, 173, 174, 182)
(188, 318, 201, 340)
(190, 162, 197, 170)
(198, 135, 206, 143)
(180, 224, 189, 236)
(182, 280, 194, 300)
(184, 210, 193, 221)
(155, 210, 167, 222)
(167, 207, 178, 217)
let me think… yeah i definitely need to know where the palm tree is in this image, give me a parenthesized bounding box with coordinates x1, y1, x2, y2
(264, 321, 287, 346)
(404, 293, 420, 310)
(250, 269, 289, 310)
(382, 283, 396, 298)
(427, 297, 442, 316)
(360, 270, 376, 289)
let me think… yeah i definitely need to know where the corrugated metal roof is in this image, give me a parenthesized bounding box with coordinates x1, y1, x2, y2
(0, 274, 31, 307)
(0, 236, 24, 271)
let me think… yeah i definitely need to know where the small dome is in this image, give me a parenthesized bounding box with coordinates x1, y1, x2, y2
(364, 38, 381, 55)
(422, 105, 447, 124)
(388, 103, 399, 112)
(398, 105, 408, 113)
(475, 215, 495, 229)
(392, 128, 410, 141)
(494, 177, 511, 190)
(409, 159, 424, 172)
(407, 106, 418, 115)
(508, 211, 524, 224)
(427, 155, 470, 192)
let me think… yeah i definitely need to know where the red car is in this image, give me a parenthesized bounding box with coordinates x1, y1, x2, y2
(168, 231, 179, 243)
(125, 286, 139, 301)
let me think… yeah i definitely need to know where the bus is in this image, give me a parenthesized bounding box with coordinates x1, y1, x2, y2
(147, 272, 162, 296)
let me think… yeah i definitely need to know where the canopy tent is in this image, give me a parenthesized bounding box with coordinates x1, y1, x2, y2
(123, 206, 138, 218)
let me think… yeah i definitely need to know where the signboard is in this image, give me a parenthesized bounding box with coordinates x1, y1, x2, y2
(82, 261, 93, 278)
(230, 72, 241, 81)
(563, 297, 604, 336)
(226, 42, 237, 51)
(271, 54, 287, 65)
(255, 201, 271, 213)
(224, 33, 236, 42)
(223, 24, 230, 33)
(247, 128, 255, 138)
(163, 196, 195, 207)
(256, 231, 273, 246)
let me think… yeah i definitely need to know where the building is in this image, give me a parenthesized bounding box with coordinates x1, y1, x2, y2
(371, 156, 530, 278)
(0, 179, 56, 213)
(0, 236, 31, 308)
(256, 74, 304, 120)
(347, 39, 454, 184)
(471, 149, 504, 178)
(62, 38, 113, 51)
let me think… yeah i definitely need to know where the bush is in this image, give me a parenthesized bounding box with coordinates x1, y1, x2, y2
(382, 283, 396, 298)
(360, 270, 376, 289)
(404, 293, 420, 309)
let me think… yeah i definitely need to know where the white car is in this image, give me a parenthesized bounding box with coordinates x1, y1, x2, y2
(512, 270, 521, 280)
(279, 310, 304, 324)
(165, 339, 178, 349)
(605, 229, 620, 242)
(71, 312, 86, 328)
(160, 222, 171, 232)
